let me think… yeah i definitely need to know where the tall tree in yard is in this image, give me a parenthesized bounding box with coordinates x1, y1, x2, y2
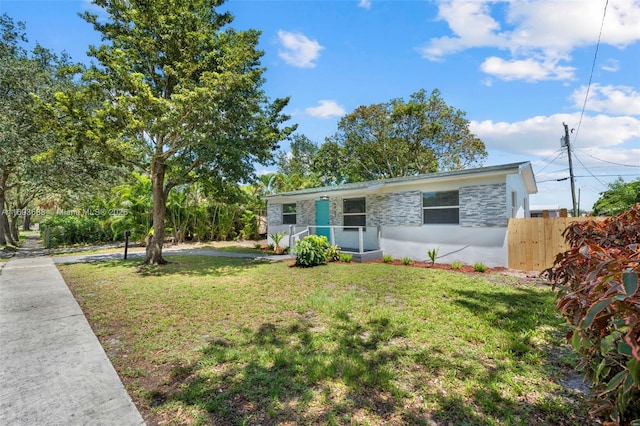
(43, 0, 294, 264)
(0, 15, 83, 245)
(315, 89, 487, 182)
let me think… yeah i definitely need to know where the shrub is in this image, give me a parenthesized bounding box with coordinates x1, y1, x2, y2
(254, 243, 262, 249)
(451, 261, 463, 270)
(382, 254, 393, 263)
(326, 244, 342, 262)
(473, 262, 486, 273)
(240, 210, 259, 240)
(40, 215, 115, 247)
(339, 253, 353, 263)
(402, 257, 412, 266)
(544, 204, 640, 423)
(427, 247, 439, 266)
(294, 235, 330, 267)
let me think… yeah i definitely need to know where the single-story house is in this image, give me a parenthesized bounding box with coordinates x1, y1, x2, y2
(264, 162, 537, 267)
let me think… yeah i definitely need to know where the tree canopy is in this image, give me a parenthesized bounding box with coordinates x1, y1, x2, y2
(592, 177, 640, 216)
(314, 89, 487, 183)
(0, 14, 88, 245)
(41, 0, 295, 264)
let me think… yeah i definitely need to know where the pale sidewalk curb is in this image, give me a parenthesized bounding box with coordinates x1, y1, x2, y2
(0, 256, 145, 425)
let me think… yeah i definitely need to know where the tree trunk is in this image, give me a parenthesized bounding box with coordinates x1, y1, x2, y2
(0, 172, 17, 246)
(144, 159, 168, 265)
(9, 212, 19, 243)
(22, 212, 31, 231)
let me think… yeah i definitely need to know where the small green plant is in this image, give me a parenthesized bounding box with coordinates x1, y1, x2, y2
(473, 262, 487, 272)
(293, 235, 330, 267)
(267, 243, 275, 251)
(427, 247, 439, 266)
(382, 254, 393, 263)
(326, 244, 342, 262)
(451, 261, 463, 270)
(254, 243, 262, 249)
(339, 253, 353, 263)
(269, 231, 287, 254)
(402, 257, 412, 266)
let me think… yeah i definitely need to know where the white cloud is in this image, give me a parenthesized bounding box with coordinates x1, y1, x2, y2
(277, 30, 324, 68)
(305, 100, 346, 118)
(420, 0, 640, 82)
(481, 56, 575, 81)
(601, 59, 620, 72)
(470, 113, 640, 157)
(358, 0, 372, 9)
(570, 84, 640, 116)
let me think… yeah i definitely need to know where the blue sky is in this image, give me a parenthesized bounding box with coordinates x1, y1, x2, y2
(2, 0, 639, 211)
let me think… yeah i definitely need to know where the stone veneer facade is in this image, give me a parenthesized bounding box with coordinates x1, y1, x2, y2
(459, 183, 507, 227)
(268, 182, 508, 228)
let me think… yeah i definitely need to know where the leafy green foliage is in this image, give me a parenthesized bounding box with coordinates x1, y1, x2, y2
(326, 244, 342, 262)
(473, 262, 487, 273)
(339, 253, 353, 263)
(294, 235, 331, 267)
(268, 231, 286, 254)
(312, 89, 487, 183)
(41, 215, 115, 247)
(41, 0, 294, 264)
(240, 210, 260, 240)
(382, 254, 393, 263)
(593, 177, 640, 216)
(427, 247, 439, 266)
(402, 257, 412, 265)
(451, 261, 463, 270)
(544, 204, 640, 423)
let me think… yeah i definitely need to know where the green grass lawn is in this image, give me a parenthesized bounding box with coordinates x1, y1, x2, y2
(59, 257, 593, 425)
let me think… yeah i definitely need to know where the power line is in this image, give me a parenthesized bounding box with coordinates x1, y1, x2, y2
(576, 149, 640, 168)
(535, 149, 566, 174)
(573, 0, 609, 146)
(571, 150, 608, 188)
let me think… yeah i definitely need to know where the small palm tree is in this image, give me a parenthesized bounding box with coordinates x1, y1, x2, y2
(269, 231, 287, 254)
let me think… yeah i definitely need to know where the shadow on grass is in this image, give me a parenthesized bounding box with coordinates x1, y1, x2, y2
(145, 298, 592, 425)
(91, 255, 271, 278)
(154, 313, 411, 424)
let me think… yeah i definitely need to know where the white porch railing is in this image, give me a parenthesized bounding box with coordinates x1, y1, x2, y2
(288, 225, 381, 254)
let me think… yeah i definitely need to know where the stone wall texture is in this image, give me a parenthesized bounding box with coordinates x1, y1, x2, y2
(459, 183, 507, 227)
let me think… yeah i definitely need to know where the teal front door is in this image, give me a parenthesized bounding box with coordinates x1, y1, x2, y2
(315, 199, 331, 240)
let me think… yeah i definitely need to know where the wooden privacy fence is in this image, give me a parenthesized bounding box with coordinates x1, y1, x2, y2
(507, 217, 603, 272)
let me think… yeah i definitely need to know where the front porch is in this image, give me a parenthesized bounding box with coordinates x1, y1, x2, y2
(285, 225, 383, 263)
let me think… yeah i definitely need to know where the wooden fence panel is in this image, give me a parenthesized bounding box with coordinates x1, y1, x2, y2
(507, 217, 601, 271)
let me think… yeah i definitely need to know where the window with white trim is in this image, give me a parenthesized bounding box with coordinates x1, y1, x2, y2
(282, 203, 296, 225)
(423, 191, 459, 224)
(343, 198, 366, 230)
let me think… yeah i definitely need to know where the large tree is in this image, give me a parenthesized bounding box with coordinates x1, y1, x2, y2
(43, 0, 294, 264)
(592, 177, 640, 216)
(315, 89, 487, 182)
(0, 15, 83, 245)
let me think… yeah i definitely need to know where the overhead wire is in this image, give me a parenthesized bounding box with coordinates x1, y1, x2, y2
(572, 150, 608, 188)
(575, 149, 640, 168)
(572, 0, 609, 145)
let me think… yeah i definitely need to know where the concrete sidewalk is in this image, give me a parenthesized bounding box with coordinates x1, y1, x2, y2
(0, 255, 145, 425)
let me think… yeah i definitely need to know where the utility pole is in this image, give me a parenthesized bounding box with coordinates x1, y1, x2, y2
(562, 123, 578, 217)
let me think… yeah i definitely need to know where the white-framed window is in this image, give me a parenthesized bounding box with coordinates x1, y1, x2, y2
(423, 191, 459, 224)
(343, 197, 366, 230)
(282, 203, 296, 225)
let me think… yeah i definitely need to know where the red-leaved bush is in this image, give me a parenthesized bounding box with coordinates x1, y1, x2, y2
(544, 204, 640, 425)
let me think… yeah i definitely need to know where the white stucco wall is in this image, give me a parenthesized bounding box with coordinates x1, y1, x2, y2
(380, 225, 508, 267)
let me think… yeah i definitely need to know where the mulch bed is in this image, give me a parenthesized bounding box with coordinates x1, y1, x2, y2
(370, 259, 508, 274)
